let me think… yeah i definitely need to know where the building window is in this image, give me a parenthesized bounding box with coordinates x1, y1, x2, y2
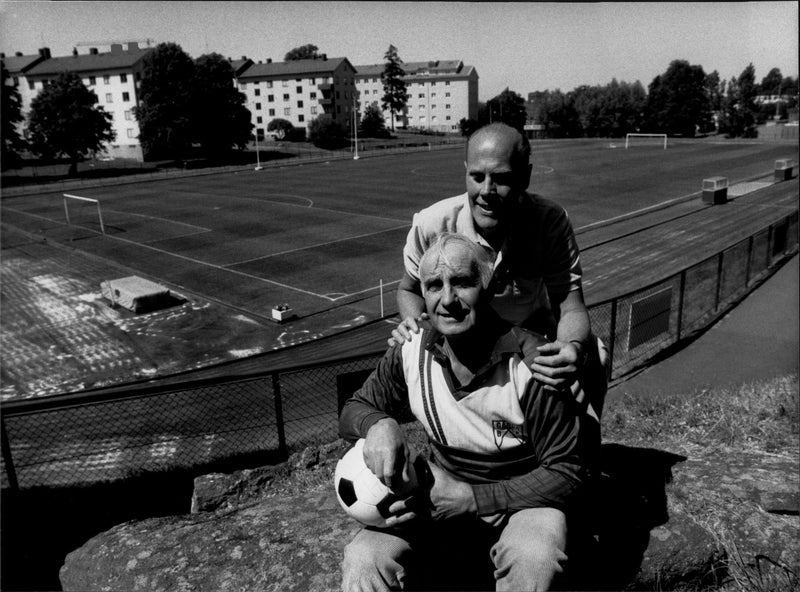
(311, 106, 317, 114)
(297, 100, 304, 108)
(269, 108, 275, 116)
(257, 116, 263, 123)
(431, 92, 436, 97)
(445, 81, 450, 85)
(120, 73, 128, 83)
(296, 86, 302, 93)
(267, 81, 273, 88)
(268, 94, 274, 102)
(310, 92, 316, 99)
(310, 78, 315, 84)
(431, 82, 436, 86)
(122, 92, 130, 102)
(284, 107, 291, 115)
(103, 75, 110, 84)
(446, 115, 451, 121)
(431, 104, 437, 110)
(28, 80, 35, 90)
(296, 78, 301, 82)
(298, 114, 305, 122)
(283, 93, 289, 101)
(124, 110, 133, 120)
(418, 93, 424, 98)
(445, 92, 451, 97)
(106, 93, 113, 103)
(88, 76, 96, 85)
(336, 91, 340, 99)
(127, 128, 135, 138)
(256, 102, 262, 110)
(257, 127, 264, 139)
(255, 88, 261, 96)
(282, 80, 288, 87)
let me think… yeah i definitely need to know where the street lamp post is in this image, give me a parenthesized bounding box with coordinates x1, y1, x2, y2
(254, 134, 263, 171)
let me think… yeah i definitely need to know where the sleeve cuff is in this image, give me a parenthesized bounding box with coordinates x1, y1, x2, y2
(471, 482, 508, 516)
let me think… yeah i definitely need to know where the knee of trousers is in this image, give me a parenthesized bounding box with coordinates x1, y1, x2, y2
(491, 509, 568, 579)
(342, 530, 409, 588)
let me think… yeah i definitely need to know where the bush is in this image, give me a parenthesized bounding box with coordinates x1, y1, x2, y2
(267, 118, 294, 140)
(307, 115, 348, 149)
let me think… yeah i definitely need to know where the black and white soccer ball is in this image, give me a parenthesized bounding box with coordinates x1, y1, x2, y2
(334, 438, 421, 528)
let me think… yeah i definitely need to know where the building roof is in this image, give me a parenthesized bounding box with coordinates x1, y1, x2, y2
(25, 46, 152, 76)
(238, 57, 354, 80)
(1, 52, 47, 75)
(355, 60, 476, 80)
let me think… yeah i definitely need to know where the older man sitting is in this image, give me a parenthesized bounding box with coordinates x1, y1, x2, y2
(339, 232, 599, 591)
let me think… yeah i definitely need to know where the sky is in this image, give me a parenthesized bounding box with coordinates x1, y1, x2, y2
(1, 1, 797, 101)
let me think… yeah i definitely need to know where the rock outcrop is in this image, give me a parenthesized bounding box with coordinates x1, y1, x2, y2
(60, 444, 799, 591)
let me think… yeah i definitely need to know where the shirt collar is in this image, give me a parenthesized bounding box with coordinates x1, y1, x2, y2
(423, 311, 520, 365)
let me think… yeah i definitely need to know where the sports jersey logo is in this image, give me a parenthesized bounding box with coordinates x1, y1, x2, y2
(492, 420, 527, 449)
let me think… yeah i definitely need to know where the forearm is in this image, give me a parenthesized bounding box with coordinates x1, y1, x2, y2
(470, 462, 585, 515)
(553, 289, 591, 347)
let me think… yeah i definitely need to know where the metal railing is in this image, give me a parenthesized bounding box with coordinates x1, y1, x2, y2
(1, 210, 797, 490)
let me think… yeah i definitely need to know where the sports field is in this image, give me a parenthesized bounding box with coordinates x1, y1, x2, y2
(1, 138, 797, 398)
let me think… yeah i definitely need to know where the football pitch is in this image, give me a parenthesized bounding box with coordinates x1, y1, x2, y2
(1, 138, 797, 397)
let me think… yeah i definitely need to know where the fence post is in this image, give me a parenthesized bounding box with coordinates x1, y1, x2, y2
(271, 373, 288, 459)
(676, 270, 686, 341)
(745, 235, 754, 287)
(607, 299, 617, 381)
(1, 416, 19, 491)
(714, 250, 724, 312)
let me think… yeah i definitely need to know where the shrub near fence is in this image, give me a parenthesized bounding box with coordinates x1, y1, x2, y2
(1, 210, 798, 490)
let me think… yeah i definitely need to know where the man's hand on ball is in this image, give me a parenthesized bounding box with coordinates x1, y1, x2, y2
(387, 314, 429, 347)
(363, 418, 410, 492)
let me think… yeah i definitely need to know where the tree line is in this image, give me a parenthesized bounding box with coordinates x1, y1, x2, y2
(461, 60, 798, 140)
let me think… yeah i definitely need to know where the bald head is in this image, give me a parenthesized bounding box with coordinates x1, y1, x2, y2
(466, 123, 531, 174)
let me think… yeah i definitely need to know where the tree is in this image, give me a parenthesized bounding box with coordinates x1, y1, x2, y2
(1, 64, 26, 168)
(192, 53, 253, 157)
(486, 88, 528, 131)
(359, 102, 389, 138)
(380, 45, 408, 132)
(135, 43, 196, 160)
(759, 68, 783, 96)
(645, 60, 712, 137)
(536, 90, 581, 138)
(27, 72, 114, 175)
(721, 63, 759, 138)
(307, 114, 347, 149)
(267, 118, 294, 140)
(284, 44, 320, 61)
(458, 117, 480, 137)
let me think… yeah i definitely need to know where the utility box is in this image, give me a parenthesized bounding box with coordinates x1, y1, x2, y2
(702, 177, 729, 205)
(774, 159, 794, 182)
(101, 276, 179, 313)
(271, 304, 294, 323)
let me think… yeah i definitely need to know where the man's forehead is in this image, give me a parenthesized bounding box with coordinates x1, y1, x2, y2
(420, 249, 477, 280)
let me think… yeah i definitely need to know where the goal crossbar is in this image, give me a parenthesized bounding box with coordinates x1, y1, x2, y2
(625, 133, 667, 150)
(63, 193, 106, 234)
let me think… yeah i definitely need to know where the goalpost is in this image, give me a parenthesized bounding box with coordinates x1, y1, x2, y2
(62, 193, 106, 234)
(625, 133, 668, 150)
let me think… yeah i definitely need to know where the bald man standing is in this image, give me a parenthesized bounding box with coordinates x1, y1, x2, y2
(392, 123, 607, 421)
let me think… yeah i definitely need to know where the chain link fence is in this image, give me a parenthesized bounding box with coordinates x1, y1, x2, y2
(1, 210, 797, 490)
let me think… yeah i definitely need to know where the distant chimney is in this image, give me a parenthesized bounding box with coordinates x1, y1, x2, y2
(39, 47, 51, 59)
(267, 58, 272, 64)
(0, 53, 4, 59)
(322, 54, 327, 60)
(15, 51, 23, 57)
(72, 48, 78, 57)
(128, 42, 139, 50)
(110, 43, 123, 53)
(89, 47, 99, 55)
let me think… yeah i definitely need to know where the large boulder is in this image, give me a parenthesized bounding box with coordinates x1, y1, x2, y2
(60, 445, 799, 592)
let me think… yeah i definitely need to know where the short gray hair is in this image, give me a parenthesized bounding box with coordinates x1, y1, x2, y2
(419, 233, 495, 291)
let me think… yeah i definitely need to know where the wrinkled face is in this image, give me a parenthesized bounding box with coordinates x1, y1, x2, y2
(421, 248, 484, 337)
(465, 132, 529, 237)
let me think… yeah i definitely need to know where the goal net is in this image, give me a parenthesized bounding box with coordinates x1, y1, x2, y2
(62, 193, 106, 234)
(625, 133, 668, 150)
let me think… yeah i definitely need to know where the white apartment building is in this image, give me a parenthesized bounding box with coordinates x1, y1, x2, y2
(236, 55, 357, 139)
(8, 43, 155, 161)
(355, 60, 478, 133)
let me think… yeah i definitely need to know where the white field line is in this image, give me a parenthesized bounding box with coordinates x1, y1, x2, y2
(575, 189, 703, 232)
(228, 224, 410, 266)
(103, 208, 212, 232)
(329, 278, 402, 301)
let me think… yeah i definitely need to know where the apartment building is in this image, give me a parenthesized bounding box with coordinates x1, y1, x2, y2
(236, 55, 357, 139)
(7, 43, 155, 161)
(355, 60, 478, 132)
(2, 48, 51, 127)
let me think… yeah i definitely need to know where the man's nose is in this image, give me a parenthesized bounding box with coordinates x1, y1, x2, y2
(441, 284, 456, 306)
(480, 176, 495, 195)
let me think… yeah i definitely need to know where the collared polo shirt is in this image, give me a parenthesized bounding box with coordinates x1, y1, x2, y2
(403, 192, 583, 330)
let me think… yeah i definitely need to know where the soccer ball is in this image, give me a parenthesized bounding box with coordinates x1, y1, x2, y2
(334, 439, 420, 528)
